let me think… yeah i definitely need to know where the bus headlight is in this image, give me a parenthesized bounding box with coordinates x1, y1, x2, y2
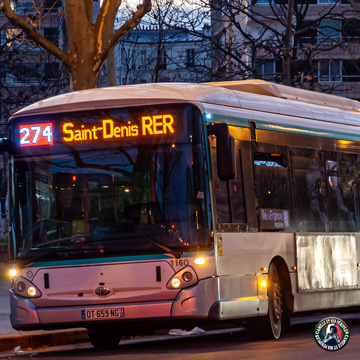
(27, 287, 37, 297)
(182, 271, 193, 282)
(171, 278, 181, 288)
(14, 277, 41, 298)
(167, 266, 198, 290)
(17, 281, 26, 292)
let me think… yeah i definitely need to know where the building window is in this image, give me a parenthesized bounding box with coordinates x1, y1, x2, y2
(0, 30, 5, 46)
(43, 0, 60, 12)
(255, 59, 282, 81)
(140, 50, 147, 66)
(297, 21, 317, 46)
(342, 20, 360, 42)
(14, 1, 35, 13)
(2, 63, 42, 84)
(4, 28, 25, 48)
(44, 63, 60, 82)
(343, 60, 360, 82)
(318, 21, 341, 45)
(159, 50, 167, 70)
(120, 49, 126, 67)
(186, 49, 195, 68)
(319, 60, 341, 82)
(44, 27, 59, 47)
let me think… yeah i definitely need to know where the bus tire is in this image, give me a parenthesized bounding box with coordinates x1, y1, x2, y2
(87, 326, 121, 349)
(253, 263, 283, 339)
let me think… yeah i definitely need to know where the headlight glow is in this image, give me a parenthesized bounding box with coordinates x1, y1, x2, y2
(27, 287, 37, 297)
(9, 269, 17, 277)
(171, 278, 181, 288)
(194, 257, 206, 265)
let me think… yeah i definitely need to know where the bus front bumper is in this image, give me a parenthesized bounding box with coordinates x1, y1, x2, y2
(10, 276, 268, 330)
(10, 290, 173, 330)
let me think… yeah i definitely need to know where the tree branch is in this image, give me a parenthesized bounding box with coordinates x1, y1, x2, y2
(0, 0, 69, 67)
(97, 0, 151, 68)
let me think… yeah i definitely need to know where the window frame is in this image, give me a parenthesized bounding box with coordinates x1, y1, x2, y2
(319, 60, 342, 82)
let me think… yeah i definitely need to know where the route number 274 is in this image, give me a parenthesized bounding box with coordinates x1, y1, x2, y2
(19, 123, 53, 147)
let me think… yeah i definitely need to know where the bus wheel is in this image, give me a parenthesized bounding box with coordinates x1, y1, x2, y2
(253, 263, 283, 339)
(267, 263, 283, 339)
(87, 326, 121, 349)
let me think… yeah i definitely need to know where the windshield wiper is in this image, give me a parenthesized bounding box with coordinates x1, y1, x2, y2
(35, 234, 92, 248)
(18, 233, 182, 267)
(143, 236, 182, 259)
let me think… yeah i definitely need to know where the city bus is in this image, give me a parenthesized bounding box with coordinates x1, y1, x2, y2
(4, 80, 360, 349)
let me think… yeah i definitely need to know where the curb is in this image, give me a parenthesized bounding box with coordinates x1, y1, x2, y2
(0, 329, 89, 352)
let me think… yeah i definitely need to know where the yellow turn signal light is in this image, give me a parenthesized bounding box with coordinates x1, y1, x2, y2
(194, 257, 206, 265)
(9, 269, 17, 277)
(260, 279, 267, 289)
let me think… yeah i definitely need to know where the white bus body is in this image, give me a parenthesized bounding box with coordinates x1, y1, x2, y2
(6, 80, 360, 347)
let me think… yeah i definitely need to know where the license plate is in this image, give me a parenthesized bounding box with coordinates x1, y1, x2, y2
(81, 308, 125, 320)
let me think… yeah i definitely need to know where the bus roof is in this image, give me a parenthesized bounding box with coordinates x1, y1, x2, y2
(10, 80, 360, 129)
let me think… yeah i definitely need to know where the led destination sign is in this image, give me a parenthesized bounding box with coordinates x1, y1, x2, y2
(19, 123, 53, 147)
(18, 114, 175, 147)
(63, 115, 175, 142)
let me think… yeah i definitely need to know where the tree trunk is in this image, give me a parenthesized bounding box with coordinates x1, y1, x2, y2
(283, 0, 294, 86)
(69, 57, 101, 91)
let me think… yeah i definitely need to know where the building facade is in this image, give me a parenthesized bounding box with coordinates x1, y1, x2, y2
(0, 0, 67, 125)
(211, 0, 360, 99)
(117, 26, 212, 85)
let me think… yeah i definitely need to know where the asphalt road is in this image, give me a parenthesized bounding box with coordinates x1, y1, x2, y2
(0, 314, 359, 360)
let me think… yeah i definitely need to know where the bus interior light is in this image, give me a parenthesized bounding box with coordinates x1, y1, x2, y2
(194, 257, 206, 265)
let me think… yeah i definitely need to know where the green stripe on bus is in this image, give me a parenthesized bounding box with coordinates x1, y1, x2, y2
(27, 252, 213, 268)
(204, 113, 360, 141)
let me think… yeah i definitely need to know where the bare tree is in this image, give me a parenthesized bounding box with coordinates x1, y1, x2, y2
(0, 4, 68, 123)
(117, 0, 212, 84)
(0, 0, 151, 91)
(180, 0, 360, 94)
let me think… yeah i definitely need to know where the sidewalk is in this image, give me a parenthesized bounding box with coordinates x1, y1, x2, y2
(0, 277, 88, 352)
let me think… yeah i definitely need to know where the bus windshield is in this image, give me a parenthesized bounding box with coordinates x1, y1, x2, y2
(10, 104, 212, 263)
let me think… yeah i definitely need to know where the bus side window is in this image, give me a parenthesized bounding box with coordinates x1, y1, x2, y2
(291, 149, 328, 232)
(326, 152, 358, 232)
(253, 152, 291, 231)
(211, 148, 246, 224)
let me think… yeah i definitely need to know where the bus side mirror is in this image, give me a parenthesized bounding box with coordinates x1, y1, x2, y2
(207, 123, 236, 181)
(0, 138, 15, 154)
